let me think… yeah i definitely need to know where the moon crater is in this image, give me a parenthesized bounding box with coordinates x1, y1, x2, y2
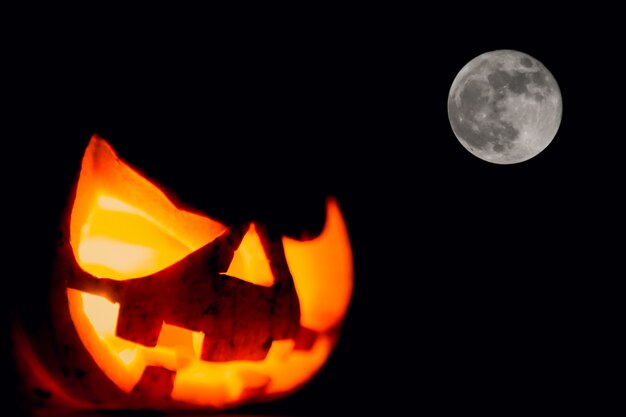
(448, 50, 562, 164)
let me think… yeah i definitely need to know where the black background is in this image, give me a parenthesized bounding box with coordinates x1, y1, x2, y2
(4, 4, 623, 416)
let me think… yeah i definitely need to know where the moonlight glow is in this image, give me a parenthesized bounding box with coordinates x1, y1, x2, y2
(448, 49, 563, 164)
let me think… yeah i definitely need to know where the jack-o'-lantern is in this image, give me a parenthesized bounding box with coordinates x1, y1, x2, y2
(12, 134, 353, 413)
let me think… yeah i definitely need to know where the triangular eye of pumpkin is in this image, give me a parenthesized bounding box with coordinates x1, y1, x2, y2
(71, 135, 227, 280)
(222, 223, 274, 287)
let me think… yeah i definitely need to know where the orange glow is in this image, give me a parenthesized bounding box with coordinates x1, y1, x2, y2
(283, 198, 353, 331)
(71, 136, 227, 279)
(224, 223, 274, 287)
(66, 135, 353, 409)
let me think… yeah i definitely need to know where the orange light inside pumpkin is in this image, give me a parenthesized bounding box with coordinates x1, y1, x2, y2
(63, 135, 353, 409)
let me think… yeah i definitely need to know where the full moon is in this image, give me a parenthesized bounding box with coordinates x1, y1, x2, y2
(448, 49, 562, 164)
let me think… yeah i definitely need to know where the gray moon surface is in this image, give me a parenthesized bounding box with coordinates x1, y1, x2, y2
(448, 49, 563, 164)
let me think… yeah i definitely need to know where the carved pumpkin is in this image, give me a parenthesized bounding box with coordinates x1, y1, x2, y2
(12, 134, 353, 413)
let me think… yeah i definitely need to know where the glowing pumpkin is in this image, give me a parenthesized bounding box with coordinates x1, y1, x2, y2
(12, 134, 353, 413)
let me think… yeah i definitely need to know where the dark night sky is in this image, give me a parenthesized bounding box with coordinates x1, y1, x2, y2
(4, 4, 623, 416)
